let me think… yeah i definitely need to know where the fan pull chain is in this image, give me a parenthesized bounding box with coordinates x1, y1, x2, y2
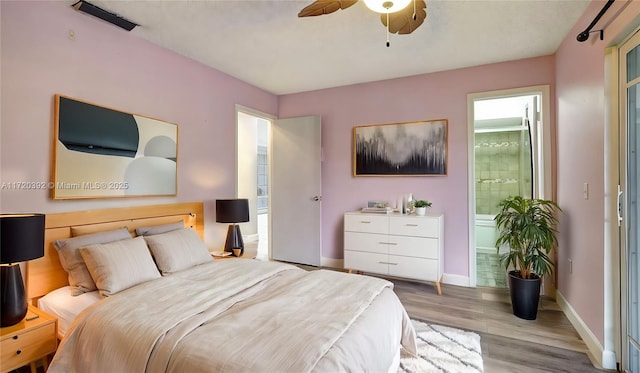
(386, 12, 390, 47)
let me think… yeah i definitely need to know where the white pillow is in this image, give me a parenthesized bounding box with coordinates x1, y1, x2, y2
(143, 228, 212, 275)
(79, 236, 161, 297)
(54, 228, 132, 295)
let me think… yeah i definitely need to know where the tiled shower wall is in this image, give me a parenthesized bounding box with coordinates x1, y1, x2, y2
(474, 130, 532, 215)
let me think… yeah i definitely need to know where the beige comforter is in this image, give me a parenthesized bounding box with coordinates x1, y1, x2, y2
(49, 260, 416, 372)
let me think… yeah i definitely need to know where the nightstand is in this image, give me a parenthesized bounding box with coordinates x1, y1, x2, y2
(1, 305, 57, 373)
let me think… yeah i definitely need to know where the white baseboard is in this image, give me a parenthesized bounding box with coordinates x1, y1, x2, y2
(556, 291, 614, 369)
(443, 273, 470, 287)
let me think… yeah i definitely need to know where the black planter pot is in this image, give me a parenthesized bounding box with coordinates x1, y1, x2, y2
(508, 270, 541, 320)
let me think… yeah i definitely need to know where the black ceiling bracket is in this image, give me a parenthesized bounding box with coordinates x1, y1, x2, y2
(576, 0, 614, 42)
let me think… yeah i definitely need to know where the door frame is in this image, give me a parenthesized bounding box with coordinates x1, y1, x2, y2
(604, 27, 640, 371)
(604, 44, 623, 370)
(610, 28, 640, 372)
(466, 85, 552, 288)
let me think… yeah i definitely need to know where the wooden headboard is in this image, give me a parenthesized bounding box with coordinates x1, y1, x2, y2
(26, 202, 204, 301)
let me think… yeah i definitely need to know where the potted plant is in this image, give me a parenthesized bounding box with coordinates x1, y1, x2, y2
(494, 195, 561, 320)
(412, 200, 432, 216)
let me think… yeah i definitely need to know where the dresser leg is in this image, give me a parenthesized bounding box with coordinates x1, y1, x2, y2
(30, 361, 37, 373)
(435, 275, 443, 295)
(348, 269, 353, 274)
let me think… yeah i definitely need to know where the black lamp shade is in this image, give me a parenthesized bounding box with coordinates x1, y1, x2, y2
(1, 214, 45, 327)
(216, 199, 249, 223)
(1, 214, 45, 264)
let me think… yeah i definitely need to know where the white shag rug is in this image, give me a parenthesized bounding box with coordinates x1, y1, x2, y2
(399, 320, 484, 373)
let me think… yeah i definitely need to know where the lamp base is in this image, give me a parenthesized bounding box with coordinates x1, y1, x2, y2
(1, 264, 28, 327)
(224, 224, 244, 256)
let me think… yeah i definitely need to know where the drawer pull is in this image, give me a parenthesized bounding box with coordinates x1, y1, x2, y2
(360, 221, 371, 224)
(405, 224, 419, 227)
(16, 350, 22, 355)
(379, 242, 398, 245)
(378, 262, 399, 265)
(12, 335, 18, 340)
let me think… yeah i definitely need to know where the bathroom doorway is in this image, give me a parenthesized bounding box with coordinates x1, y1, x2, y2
(467, 86, 552, 288)
(236, 105, 273, 260)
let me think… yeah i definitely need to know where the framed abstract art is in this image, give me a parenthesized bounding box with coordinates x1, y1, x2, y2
(52, 95, 178, 199)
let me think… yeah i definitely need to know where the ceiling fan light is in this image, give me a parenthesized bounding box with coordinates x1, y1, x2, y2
(363, 0, 411, 13)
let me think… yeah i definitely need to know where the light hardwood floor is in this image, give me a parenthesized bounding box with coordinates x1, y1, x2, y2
(390, 278, 612, 373)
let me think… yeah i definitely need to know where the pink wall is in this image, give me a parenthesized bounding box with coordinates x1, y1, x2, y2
(0, 1, 278, 246)
(555, 0, 640, 347)
(279, 56, 555, 278)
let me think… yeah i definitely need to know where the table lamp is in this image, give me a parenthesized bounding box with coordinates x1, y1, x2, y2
(1, 214, 45, 327)
(215, 199, 249, 256)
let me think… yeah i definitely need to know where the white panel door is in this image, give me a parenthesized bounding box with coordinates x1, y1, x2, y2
(271, 116, 321, 266)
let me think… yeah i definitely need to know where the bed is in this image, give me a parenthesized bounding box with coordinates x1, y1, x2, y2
(28, 202, 416, 372)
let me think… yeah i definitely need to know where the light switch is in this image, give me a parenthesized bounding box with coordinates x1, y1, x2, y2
(583, 183, 589, 200)
(568, 259, 573, 274)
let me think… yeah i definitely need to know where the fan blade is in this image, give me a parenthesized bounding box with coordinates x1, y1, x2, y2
(298, 0, 358, 17)
(381, 0, 427, 34)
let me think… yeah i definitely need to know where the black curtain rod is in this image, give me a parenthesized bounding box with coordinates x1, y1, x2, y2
(577, 0, 615, 42)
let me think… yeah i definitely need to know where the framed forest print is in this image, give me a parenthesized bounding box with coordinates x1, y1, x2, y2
(353, 119, 447, 176)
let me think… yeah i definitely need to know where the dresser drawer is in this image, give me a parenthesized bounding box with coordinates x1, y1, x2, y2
(1, 323, 56, 371)
(344, 232, 390, 254)
(389, 216, 439, 237)
(389, 236, 439, 259)
(388, 256, 439, 281)
(344, 214, 388, 234)
(344, 250, 389, 275)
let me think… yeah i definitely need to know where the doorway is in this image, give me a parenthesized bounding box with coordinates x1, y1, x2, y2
(236, 106, 273, 260)
(467, 86, 552, 288)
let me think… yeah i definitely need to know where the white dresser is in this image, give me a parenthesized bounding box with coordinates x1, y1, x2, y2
(343, 211, 444, 294)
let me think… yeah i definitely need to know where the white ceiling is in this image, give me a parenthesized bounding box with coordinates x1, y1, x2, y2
(82, 0, 591, 95)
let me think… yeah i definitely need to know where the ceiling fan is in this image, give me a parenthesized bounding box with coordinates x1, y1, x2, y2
(298, 0, 427, 47)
